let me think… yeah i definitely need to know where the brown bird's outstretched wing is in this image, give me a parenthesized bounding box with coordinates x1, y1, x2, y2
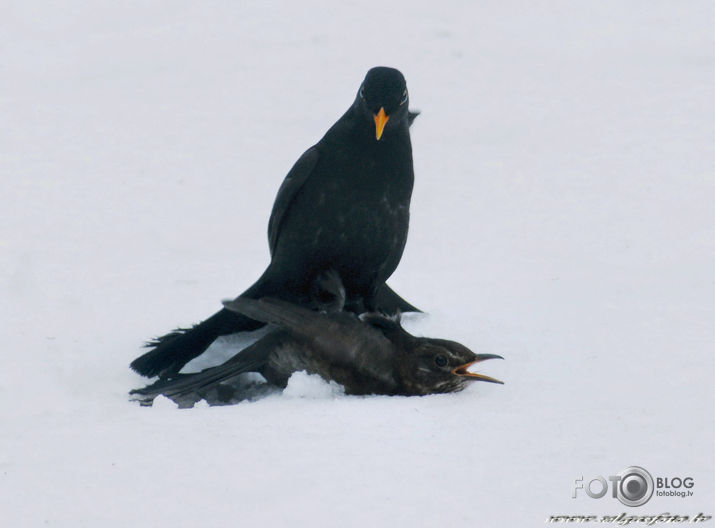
(223, 297, 338, 338)
(129, 332, 284, 407)
(223, 297, 397, 390)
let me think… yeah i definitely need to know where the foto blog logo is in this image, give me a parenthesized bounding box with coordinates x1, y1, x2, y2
(573, 466, 695, 507)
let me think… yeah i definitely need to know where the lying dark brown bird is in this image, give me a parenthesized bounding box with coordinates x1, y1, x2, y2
(130, 281, 503, 406)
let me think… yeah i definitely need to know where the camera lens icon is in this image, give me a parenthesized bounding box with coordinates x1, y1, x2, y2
(617, 466, 654, 507)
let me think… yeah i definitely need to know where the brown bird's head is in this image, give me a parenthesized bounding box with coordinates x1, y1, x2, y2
(362, 314, 504, 395)
(354, 66, 410, 141)
(402, 338, 503, 395)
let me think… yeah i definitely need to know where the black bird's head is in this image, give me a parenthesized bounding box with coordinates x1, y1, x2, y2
(362, 314, 503, 395)
(354, 66, 410, 141)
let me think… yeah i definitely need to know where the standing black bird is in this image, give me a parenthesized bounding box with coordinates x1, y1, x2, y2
(131, 67, 421, 378)
(130, 282, 503, 406)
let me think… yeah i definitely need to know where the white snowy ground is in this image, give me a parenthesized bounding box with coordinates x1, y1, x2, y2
(2, 2, 714, 527)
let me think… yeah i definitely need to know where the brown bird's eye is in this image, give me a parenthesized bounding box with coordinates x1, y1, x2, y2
(434, 354, 447, 367)
(400, 89, 408, 105)
(360, 86, 365, 99)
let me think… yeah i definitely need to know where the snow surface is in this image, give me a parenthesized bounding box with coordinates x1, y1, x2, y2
(2, 1, 714, 527)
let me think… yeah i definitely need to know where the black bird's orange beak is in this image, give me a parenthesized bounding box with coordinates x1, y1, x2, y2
(373, 107, 389, 140)
(452, 354, 504, 384)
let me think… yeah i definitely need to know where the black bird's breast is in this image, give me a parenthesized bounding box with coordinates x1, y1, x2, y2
(270, 128, 414, 301)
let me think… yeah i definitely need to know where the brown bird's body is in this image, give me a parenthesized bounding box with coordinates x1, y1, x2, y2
(131, 273, 502, 407)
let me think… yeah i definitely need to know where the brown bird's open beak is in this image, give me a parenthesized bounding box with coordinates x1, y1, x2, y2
(452, 354, 504, 384)
(373, 107, 389, 140)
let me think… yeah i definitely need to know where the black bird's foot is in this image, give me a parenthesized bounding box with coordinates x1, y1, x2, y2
(310, 269, 346, 313)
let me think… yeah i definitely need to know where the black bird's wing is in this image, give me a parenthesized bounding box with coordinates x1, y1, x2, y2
(267, 147, 320, 257)
(407, 110, 419, 126)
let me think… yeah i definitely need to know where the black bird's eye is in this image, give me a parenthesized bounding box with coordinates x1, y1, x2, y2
(434, 355, 448, 367)
(360, 86, 365, 99)
(400, 89, 408, 105)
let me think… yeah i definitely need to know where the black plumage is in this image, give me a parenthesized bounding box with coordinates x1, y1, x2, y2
(131, 67, 420, 378)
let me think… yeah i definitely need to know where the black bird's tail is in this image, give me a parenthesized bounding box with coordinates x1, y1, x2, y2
(129, 333, 277, 406)
(376, 283, 421, 314)
(130, 307, 263, 378)
(130, 273, 281, 378)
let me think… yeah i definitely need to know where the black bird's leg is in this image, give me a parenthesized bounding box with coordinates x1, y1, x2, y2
(363, 284, 380, 313)
(309, 269, 346, 312)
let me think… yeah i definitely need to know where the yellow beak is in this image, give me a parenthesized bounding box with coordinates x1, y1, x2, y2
(373, 107, 389, 140)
